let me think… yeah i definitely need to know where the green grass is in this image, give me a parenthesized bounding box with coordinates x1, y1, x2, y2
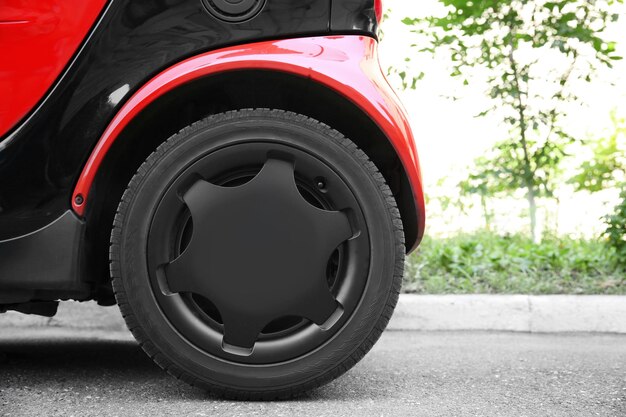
(404, 232, 626, 294)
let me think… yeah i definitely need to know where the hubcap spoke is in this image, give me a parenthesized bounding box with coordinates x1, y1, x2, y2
(163, 157, 352, 351)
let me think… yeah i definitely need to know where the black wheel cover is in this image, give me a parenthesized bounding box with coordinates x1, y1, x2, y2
(111, 110, 404, 397)
(147, 141, 370, 364)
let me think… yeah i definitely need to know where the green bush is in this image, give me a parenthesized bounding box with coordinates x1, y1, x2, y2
(404, 232, 625, 294)
(604, 188, 626, 267)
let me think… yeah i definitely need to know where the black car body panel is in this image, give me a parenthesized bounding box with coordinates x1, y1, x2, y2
(0, 0, 378, 241)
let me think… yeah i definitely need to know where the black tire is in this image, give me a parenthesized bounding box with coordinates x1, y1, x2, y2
(110, 109, 404, 400)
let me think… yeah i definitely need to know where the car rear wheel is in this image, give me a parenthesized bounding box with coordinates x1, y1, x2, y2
(110, 109, 404, 399)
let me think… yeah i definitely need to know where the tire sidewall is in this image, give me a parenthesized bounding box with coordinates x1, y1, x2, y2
(115, 111, 401, 391)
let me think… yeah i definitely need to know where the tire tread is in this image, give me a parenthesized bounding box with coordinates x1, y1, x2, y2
(110, 109, 404, 400)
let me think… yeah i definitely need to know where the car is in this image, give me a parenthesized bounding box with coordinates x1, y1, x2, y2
(0, 0, 425, 399)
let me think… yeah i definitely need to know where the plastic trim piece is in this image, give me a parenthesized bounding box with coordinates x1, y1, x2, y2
(72, 35, 425, 247)
(0, 211, 86, 291)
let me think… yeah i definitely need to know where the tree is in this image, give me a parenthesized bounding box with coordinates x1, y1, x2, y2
(570, 112, 626, 264)
(569, 112, 626, 192)
(401, 0, 622, 241)
(604, 190, 626, 266)
(458, 157, 504, 231)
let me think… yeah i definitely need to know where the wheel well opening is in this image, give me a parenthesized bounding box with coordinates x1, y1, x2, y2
(84, 70, 418, 302)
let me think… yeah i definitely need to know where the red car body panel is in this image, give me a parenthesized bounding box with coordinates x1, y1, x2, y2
(71, 35, 425, 245)
(0, 0, 107, 137)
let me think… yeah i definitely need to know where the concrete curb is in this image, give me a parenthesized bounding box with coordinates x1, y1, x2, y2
(1, 295, 625, 333)
(389, 294, 626, 333)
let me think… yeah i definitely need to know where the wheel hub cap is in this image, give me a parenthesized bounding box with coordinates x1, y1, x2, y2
(163, 158, 352, 352)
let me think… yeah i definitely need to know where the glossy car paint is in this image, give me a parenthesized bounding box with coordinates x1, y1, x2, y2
(374, 0, 383, 23)
(0, 0, 107, 137)
(0, 0, 336, 240)
(72, 35, 425, 245)
(330, 0, 378, 33)
(0, 0, 423, 302)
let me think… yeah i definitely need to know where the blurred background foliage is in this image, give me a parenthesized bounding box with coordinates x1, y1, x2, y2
(381, 0, 626, 293)
(404, 233, 624, 294)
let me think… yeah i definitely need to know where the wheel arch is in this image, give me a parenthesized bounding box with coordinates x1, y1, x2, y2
(79, 37, 424, 300)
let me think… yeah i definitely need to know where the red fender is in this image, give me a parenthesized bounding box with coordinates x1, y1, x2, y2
(72, 35, 425, 246)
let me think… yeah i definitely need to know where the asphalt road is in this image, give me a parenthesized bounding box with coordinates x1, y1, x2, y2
(0, 328, 625, 417)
